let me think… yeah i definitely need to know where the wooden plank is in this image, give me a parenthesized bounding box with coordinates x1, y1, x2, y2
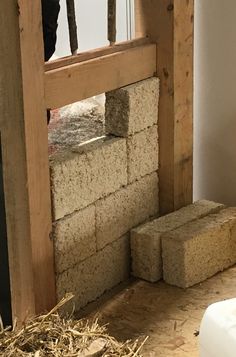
(135, 0, 194, 214)
(45, 43, 157, 109)
(0, 0, 55, 322)
(87, 267, 236, 356)
(45, 37, 150, 71)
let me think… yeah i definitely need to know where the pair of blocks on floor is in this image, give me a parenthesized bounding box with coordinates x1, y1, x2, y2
(131, 200, 236, 288)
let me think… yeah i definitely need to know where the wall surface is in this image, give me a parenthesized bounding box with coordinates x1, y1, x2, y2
(194, 0, 236, 205)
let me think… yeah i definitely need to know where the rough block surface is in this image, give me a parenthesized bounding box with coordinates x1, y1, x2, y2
(162, 208, 236, 288)
(54, 205, 96, 274)
(127, 125, 158, 183)
(50, 137, 127, 220)
(96, 173, 159, 250)
(131, 200, 225, 282)
(105, 78, 159, 137)
(56, 235, 130, 312)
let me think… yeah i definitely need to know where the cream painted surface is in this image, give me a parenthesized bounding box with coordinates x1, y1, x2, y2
(194, 1, 236, 205)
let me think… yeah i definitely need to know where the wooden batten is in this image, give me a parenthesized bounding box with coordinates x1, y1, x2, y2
(0, 0, 55, 323)
(45, 43, 157, 109)
(108, 0, 117, 45)
(135, 0, 194, 214)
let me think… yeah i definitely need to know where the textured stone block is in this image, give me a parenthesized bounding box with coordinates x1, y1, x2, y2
(56, 235, 130, 312)
(131, 230, 162, 283)
(127, 125, 158, 183)
(131, 200, 225, 282)
(105, 78, 159, 137)
(162, 208, 236, 288)
(54, 205, 96, 274)
(50, 137, 127, 220)
(96, 173, 159, 250)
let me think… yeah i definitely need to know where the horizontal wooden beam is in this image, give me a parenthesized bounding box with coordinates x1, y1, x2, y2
(45, 37, 150, 71)
(45, 43, 156, 109)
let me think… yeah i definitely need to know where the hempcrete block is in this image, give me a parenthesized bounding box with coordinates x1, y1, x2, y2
(50, 137, 127, 220)
(105, 78, 159, 137)
(127, 125, 158, 183)
(96, 172, 159, 250)
(56, 235, 130, 312)
(162, 208, 236, 288)
(131, 200, 225, 282)
(54, 205, 96, 274)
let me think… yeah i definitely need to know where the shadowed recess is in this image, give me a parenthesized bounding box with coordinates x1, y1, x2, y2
(0, 133, 12, 327)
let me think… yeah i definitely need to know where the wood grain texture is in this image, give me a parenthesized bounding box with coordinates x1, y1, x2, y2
(45, 37, 150, 71)
(0, 0, 55, 322)
(85, 266, 236, 357)
(135, 0, 194, 214)
(45, 43, 157, 109)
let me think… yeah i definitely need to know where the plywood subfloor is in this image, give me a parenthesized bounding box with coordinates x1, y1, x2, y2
(80, 265, 236, 356)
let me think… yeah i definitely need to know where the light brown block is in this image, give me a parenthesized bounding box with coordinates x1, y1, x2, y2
(127, 125, 158, 183)
(162, 208, 236, 288)
(50, 137, 127, 220)
(105, 78, 159, 137)
(131, 200, 225, 282)
(96, 173, 159, 250)
(54, 205, 96, 274)
(56, 235, 130, 312)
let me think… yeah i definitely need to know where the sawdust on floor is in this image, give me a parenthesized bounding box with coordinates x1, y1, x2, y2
(48, 98, 105, 157)
(78, 265, 236, 357)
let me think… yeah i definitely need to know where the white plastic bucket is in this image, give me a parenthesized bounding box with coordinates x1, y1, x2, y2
(200, 298, 236, 357)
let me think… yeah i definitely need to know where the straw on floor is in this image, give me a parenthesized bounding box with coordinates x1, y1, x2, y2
(0, 294, 147, 356)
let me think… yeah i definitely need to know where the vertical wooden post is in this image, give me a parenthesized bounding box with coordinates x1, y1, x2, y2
(135, 0, 194, 214)
(0, 0, 55, 323)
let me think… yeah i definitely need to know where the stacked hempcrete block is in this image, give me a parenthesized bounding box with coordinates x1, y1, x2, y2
(50, 77, 160, 310)
(162, 207, 236, 288)
(131, 200, 236, 288)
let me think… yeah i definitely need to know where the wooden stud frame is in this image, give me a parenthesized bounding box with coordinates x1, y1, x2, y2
(0, 0, 194, 323)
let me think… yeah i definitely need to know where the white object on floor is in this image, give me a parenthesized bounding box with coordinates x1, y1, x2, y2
(199, 298, 236, 357)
